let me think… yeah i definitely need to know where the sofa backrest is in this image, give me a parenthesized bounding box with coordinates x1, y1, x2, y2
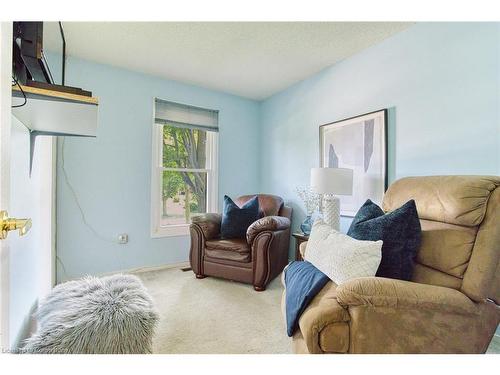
(236, 194, 284, 217)
(382, 176, 500, 303)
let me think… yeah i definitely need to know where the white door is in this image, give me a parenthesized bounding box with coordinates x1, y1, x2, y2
(0, 20, 13, 353)
(0, 21, 56, 352)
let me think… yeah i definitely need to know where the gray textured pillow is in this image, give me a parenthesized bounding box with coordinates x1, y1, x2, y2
(305, 220, 383, 285)
(22, 274, 158, 354)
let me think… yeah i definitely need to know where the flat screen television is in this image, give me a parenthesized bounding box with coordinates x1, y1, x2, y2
(13, 22, 56, 85)
(12, 21, 91, 96)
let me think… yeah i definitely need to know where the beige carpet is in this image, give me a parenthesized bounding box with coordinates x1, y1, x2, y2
(135, 266, 291, 354)
(134, 266, 500, 354)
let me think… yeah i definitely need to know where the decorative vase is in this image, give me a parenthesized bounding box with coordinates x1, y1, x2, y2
(300, 215, 313, 235)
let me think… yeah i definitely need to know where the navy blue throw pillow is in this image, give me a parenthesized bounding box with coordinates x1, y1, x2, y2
(347, 199, 421, 281)
(221, 195, 260, 239)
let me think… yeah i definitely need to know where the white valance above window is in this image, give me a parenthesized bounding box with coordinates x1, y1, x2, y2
(154, 98, 219, 132)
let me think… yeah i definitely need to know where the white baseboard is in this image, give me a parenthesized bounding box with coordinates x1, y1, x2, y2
(57, 261, 191, 284)
(105, 261, 191, 276)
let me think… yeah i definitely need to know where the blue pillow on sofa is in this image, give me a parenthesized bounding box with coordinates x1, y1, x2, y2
(347, 199, 421, 281)
(221, 195, 260, 239)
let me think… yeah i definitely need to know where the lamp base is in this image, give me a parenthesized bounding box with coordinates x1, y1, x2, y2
(322, 195, 340, 230)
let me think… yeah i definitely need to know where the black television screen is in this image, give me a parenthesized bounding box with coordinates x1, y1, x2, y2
(12, 22, 91, 97)
(13, 22, 54, 84)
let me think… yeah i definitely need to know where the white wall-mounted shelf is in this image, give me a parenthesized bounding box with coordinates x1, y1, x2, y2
(12, 84, 98, 137)
(11, 84, 99, 174)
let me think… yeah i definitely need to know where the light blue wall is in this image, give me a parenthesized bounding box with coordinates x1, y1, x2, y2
(260, 22, 500, 249)
(55, 22, 499, 280)
(56, 56, 260, 281)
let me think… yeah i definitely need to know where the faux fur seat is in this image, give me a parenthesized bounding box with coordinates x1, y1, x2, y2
(22, 274, 159, 354)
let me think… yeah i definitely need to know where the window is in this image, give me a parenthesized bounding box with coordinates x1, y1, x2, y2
(151, 99, 218, 237)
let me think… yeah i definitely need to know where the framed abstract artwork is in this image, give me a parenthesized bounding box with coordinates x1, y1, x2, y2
(319, 109, 388, 217)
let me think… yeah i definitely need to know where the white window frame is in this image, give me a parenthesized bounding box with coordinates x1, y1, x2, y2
(150, 106, 219, 238)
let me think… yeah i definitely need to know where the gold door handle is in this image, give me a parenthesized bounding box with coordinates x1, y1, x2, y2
(0, 210, 32, 240)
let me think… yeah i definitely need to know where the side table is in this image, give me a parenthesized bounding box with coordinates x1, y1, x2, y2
(292, 232, 309, 261)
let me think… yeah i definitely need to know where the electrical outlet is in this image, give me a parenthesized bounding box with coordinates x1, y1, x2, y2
(118, 234, 128, 244)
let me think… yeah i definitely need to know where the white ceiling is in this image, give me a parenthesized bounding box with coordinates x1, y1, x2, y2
(45, 22, 412, 100)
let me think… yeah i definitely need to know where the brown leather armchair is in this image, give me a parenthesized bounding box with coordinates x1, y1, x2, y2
(190, 194, 292, 291)
(283, 176, 500, 353)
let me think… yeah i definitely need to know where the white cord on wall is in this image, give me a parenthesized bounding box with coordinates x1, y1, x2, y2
(61, 137, 116, 244)
(56, 254, 69, 281)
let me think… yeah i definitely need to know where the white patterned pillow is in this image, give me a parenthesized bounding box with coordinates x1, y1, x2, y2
(304, 220, 383, 285)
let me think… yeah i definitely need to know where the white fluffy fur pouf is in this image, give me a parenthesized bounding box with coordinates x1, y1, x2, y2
(22, 274, 158, 354)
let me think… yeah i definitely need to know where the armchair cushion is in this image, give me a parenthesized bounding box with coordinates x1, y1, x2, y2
(205, 239, 251, 262)
(191, 213, 222, 240)
(246, 215, 291, 244)
(336, 276, 477, 316)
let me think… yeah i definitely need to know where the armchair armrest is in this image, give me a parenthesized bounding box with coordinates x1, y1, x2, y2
(246, 216, 291, 244)
(191, 213, 222, 240)
(336, 277, 478, 316)
(281, 282, 350, 353)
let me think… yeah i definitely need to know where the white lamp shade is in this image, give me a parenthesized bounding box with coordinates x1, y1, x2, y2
(310, 168, 353, 195)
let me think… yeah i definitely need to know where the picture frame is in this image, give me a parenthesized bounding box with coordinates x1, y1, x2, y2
(319, 109, 388, 217)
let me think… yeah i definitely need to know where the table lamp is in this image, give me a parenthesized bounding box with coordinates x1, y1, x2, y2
(310, 167, 353, 230)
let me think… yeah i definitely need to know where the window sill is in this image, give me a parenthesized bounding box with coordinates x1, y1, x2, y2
(151, 224, 190, 238)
